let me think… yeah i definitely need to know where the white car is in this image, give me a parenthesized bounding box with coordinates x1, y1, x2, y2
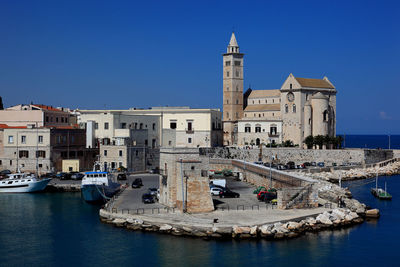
(210, 187, 223, 196)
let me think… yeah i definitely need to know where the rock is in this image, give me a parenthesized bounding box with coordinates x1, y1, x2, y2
(287, 232, 299, 238)
(260, 224, 273, 235)
(274, 232, 285, 239)
(233, 226, 251, 235)
(193, 231, 207, 237)
(112, 218, 126, 227)
(287, 222, 301, 230)
(182, 226, 193, 232)
(306, 217, 317, 225)
(250, 226, 257, 236)
(365, 209, 380, 218)
(159, 224, 173, 231)
(316, 214, 333, 225)
(332, 209, 346, 220)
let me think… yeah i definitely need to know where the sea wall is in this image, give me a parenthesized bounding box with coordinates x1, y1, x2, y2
(200, 147, 395, 166)
(99, 208, 367, 240)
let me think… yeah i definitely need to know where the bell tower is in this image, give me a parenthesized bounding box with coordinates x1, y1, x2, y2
(222, 32, 244, 146)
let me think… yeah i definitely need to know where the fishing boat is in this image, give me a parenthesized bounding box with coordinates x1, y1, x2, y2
(371, 174, 392, 200)
(0, 172, 51, 193)
(81, 170, 121, 203)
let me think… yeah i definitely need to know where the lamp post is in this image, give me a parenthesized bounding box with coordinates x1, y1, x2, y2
(269, 138, 272, 188)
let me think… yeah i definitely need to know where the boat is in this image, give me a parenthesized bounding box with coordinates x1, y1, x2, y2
(371, 174, 392, 200)
(81, 171, 121, 203)
(0, 172, 51, 193)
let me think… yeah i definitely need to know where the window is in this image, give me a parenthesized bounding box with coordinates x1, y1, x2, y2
(145, 139, 148, 146)
(0, 160, 2, 165)
(259, 100, 261, 104)
(36, 151, 46, 158)
(95, 123, 98, 129)
(236, 86, 238, 91)
(236, 99, 239, 104)
(187, 122, 193, 131)
(121, 123, 126, 129)
(323, 110, 329, 121)
(234, 61, 241, 66)
(226, 112, 229, 119)
(119, 150, 122, 157)
(265, 99, 267, 104)
(188, 138, 192, 143)
(236, 70, 239, 77)
(152, 139, 156, 148)
(255, 126, 261, 133)
(10, 160, 12, 166)
(236, 112, 238, 119)
(226, 86, 229, 91)
(290, 83, 292, 89)
(38, 135, 43, 144)
(170, 122, 177, 129)
(168, 141, 172, 146)
(245, 125, 251, 133)
(270, 126, 277, 135)
(226, 100, 229, 104)
(104, 122, 109, 130)
(136, 150, 139, 156)
(65, 117, 68, 123)
(104, 150, 107, 156)
(285, 104, 289, 113)
(56, 117, 59, 123)
(46, 116, 49, 122)
(309, 118, 311, 125)
(225, 61, 231, 66)
(293, 104, 296, 113)
(140, 123, 143, 129)
(8, 136, 14, 144)
(21, 136, 26, 144)
(152, 123, 156, 130)
(226, 71, 229, 77)
(19, 150, 29, 158)
(252, 100, 254, 104)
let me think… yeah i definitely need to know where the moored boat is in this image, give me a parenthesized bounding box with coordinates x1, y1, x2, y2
(0, 173, 51, 193)
(81, 171, 121, 203)
(371, 174, 392, 200)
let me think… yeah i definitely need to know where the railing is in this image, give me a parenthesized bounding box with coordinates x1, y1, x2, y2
(214, 203, 278, 211)
(107, 206, 178, 214)
(268, 132, 280, 137)
(185, 128, 194, 134)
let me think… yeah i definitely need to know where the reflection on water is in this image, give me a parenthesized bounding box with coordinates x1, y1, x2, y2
(0, 176, 399, 266)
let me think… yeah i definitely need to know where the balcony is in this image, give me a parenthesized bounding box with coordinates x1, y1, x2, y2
(185, 128, 194, 134)
(268, 132, 280, 138)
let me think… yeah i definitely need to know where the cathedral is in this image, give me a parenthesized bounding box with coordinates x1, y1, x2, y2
(222, 33, 337, 148)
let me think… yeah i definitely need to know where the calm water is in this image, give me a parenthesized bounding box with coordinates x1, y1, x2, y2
(339, 134, 400, 149)
(0, 176, 399, 267)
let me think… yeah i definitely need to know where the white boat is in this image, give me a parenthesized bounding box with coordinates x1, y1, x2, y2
(0, 173, 51, 193)
(81, 171, 121, 203)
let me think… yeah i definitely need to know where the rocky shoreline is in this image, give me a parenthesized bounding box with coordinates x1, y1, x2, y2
(99, 207, 379, 240)
(301, 161, 400, 182)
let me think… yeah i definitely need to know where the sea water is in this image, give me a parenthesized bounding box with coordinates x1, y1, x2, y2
(0, 176, 399, 266)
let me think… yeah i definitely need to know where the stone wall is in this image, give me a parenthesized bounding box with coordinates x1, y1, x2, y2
(200, 147, 395, 166)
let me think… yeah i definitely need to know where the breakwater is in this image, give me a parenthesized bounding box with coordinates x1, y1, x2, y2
(99, 207, 375, 240)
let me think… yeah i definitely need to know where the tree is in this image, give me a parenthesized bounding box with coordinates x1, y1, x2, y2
(304, 135, 314, 149)
(282, 140, 294, 147)
(323, 135, 332, 149)
(336, 136, 344, 149)
(314, 135, 324, 149)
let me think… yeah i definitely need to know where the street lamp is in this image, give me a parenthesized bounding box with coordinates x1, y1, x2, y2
(269, 138, 272, 188)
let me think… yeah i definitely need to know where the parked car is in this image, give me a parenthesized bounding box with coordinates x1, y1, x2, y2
(257, 191, 277, 202)
(70, 172, 84, 180)
(56, 172, 71, 180)
(317, 162, 325, 167)
(286, 161, 296, 169)
(210, 187, 223, 196)
(40, 172, 56, 179)
(148, 188, 158, 198)
(142, 193, 155, 204)
(219, 189, 240, 198)
(277, 164, 287, 170)
(303, 162, 311, 167)
(311, 162, 317, 167)
(131, 178, 143, 188)
(117, 173, 127, 180)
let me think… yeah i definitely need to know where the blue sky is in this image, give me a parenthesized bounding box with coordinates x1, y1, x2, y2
(0, 0, 399, 134)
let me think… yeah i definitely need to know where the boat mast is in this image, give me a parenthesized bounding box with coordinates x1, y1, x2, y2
(16, 132, 19, 172)
(36, 122, 39, 176)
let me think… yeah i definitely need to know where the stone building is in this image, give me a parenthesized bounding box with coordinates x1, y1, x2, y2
(222, 33, 337, 147)
(0, 104, 77, 128)
(0, 125, 97, 173)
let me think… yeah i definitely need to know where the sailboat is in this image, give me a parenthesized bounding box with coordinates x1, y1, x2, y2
(371, 173, 392, 200)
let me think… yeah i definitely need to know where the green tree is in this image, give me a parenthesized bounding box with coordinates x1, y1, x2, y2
(324, 135, 332, 149)
(314, 135, 324, 149)
(336, 136, 344, 149)
(304, 135, 314, 149)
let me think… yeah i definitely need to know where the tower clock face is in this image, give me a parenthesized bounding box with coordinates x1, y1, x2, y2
(287, 92, 295, 102)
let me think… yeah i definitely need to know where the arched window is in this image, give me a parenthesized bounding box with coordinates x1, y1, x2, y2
(236, 99, 239, 104)
(293, 104, 296, 113)
(255, 124, 261, 133)
(285, 104, 289, 113)
(245, 124, 251, 133)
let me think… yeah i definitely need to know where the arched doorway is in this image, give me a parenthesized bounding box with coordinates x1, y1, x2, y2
(256, 138, 260, 146)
